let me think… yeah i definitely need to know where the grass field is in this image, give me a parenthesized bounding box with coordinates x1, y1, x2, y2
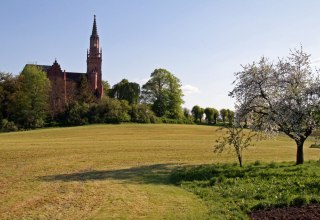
(0, 124, 319, 219)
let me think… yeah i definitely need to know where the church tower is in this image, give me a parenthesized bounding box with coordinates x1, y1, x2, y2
(87, 15, 103, 98)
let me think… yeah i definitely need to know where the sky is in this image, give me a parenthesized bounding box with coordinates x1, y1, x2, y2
(1, 0, 320, 110)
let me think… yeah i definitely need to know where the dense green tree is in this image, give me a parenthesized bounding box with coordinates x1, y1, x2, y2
(191, 105, 200, 122)
(130, 103, 157, 123)
(0, 72, 18, 121)
(65, 102, 90, 125)
(110, 79, 140, 104)
(89, 96, 130, 123)
(199, 108, 204, 123)
(227, 109, 235, 125)
(166, 73, 184, 119)
(191, 105, 204, 123)
(142, 69, 184, 119)
(212, 108, 219, 124)
(11, 65, 50, 129)
(183, 108, 192, 119)
(204, 107, 214, 124)
(102, 80, 110, 96)
(220, 109, 228, 124)
(0, 119, 18, 132)
(78, 75, 95, 104)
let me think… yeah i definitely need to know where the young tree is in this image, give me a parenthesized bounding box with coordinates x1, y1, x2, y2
(214, 124, 256, 167)
(142, 69, 184, 119)
(11, 65, 50, 129)
(230, 48, 320, 165)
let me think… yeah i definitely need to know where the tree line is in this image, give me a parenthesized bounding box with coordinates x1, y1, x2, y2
(0, 66, 231, 131)
(189, 106, 234, 125)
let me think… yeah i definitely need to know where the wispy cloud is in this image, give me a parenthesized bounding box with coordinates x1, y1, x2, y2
(181, 84, 200, 94)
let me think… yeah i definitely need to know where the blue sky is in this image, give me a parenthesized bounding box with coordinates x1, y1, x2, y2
(1, 0, 320, 110)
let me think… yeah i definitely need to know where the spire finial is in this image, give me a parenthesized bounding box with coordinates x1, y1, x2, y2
(92, 15, 98, 37)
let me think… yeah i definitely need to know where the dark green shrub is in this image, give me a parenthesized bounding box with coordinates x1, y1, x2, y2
(254, 160, 261, 166)
(290, 196, 308, 207)
(252, 202, 270, 211)
(268, 161, 277, 168)
(1, 119, 18, 132)
(310, 197, 320, 204)
(65, 102, 90, 126)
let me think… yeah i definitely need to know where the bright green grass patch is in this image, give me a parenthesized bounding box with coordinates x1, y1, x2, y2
(171, 160, 320, 219)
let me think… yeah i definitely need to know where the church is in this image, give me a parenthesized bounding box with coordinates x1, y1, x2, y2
(25, 16, 104, 112)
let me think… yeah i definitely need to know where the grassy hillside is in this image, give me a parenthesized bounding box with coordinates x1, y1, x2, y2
(0, 124, 319, 219)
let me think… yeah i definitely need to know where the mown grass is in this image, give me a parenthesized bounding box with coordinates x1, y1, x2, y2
(0, 124, 319, 219)
(171, 161, 320, 219)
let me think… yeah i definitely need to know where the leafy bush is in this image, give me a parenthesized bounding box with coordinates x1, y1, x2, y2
(290, 196, 309, 207)
(130, 104, 158, 123)
(253, 160, 261, 166)
(1, 119, 18, 132)
(65, 102, 90, 126)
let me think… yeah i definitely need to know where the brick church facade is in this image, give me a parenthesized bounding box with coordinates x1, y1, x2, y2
(26, 16, 103, 114)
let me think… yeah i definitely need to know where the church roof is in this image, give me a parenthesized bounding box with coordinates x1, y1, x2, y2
(37, 65, 52, 71)
(25, 63, 86, 83)
(66, 72, 86, 82)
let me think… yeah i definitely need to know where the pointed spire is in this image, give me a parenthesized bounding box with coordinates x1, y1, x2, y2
(91, 15, 98, 37)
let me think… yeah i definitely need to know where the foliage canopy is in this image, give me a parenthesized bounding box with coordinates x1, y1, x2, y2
(230, 48, 320, 164)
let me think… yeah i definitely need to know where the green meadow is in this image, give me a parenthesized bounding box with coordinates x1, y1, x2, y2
(0, 124, 319, 219)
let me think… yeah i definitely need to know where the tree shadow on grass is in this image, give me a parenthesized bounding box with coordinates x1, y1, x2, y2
(40, 163, 178, 185)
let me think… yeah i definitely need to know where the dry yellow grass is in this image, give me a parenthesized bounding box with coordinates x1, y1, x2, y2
(0, 124, 319, 219)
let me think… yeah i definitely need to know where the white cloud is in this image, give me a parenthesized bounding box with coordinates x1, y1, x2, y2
(181, 84, 200, 94)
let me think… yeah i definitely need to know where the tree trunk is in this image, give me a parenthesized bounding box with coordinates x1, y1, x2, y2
(295, 139, 305, 165)
(238, 155, 243, 167)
